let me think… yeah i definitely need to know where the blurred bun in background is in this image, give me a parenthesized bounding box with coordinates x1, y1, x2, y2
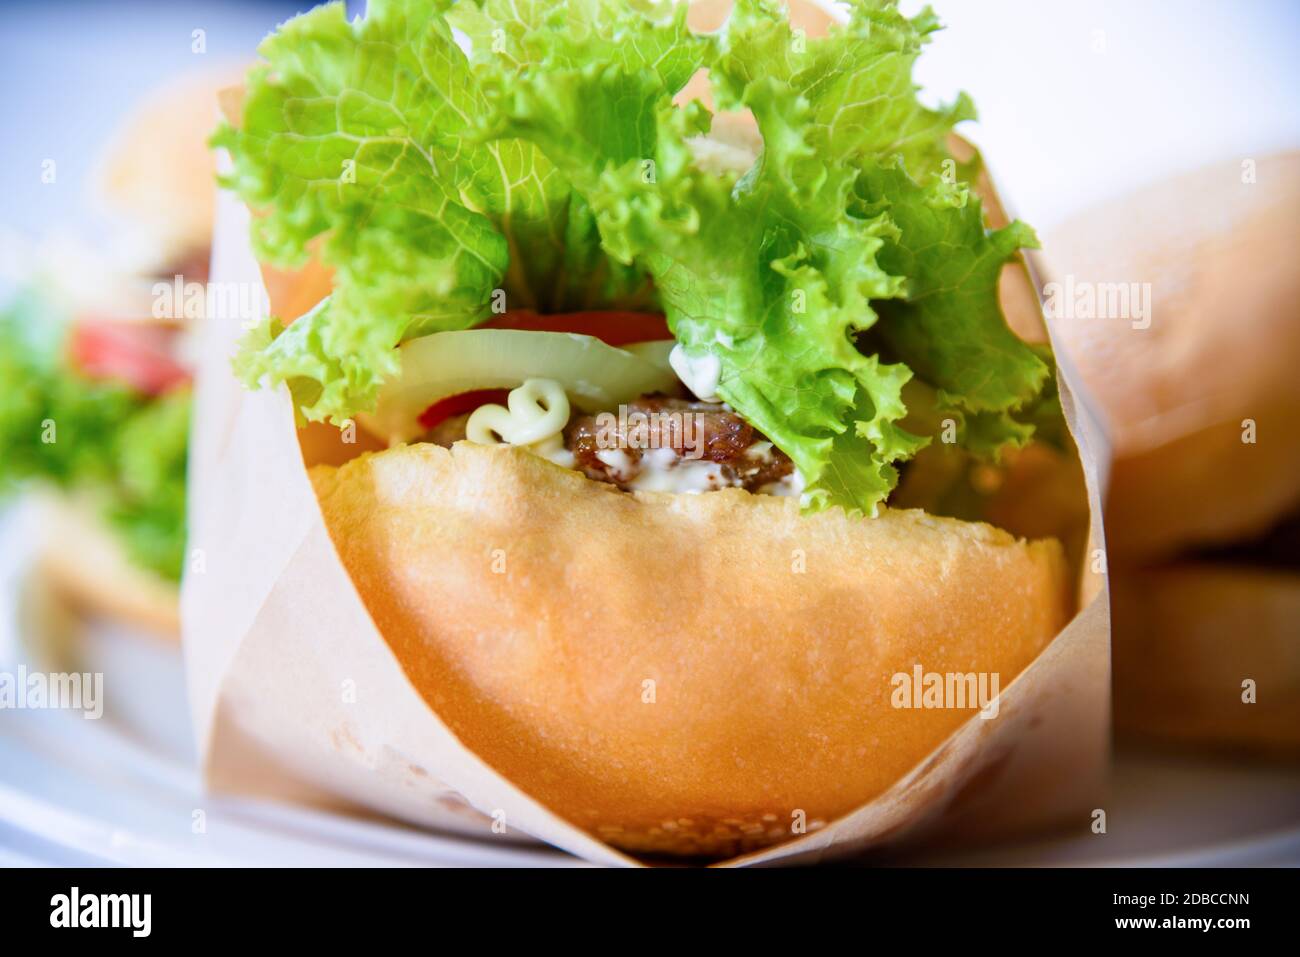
(1046, 152, 1300, 754)
(94, 64, 245, 280)
(1110, 560, 1299, 753)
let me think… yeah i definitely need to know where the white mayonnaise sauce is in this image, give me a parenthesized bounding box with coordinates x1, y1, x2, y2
(668, 344, 723, 403)
(627, 453, 731, 494)
(758, 469, 806, 498)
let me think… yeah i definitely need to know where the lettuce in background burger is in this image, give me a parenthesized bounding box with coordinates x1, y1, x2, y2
(0, 67, 238, 637)
(0, 288, 190, 635)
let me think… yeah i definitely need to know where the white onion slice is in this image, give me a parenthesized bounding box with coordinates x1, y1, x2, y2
(369, 329, 679, 444)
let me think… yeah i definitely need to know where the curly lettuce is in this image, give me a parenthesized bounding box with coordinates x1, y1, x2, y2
(218, 0, 1055, 516)
(214, 0, 662, 423)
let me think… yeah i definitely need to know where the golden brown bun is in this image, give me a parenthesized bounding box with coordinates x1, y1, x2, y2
(34, 497, 180, 640)
(1044, 153, 1300, 561)
(1112, 562, 1300, 755)
(310, 442, 1071, 857)
(97, 65, 246, 267)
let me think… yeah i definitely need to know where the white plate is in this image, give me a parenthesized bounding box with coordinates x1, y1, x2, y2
(1, 503, 1297, 867)
(0, 503, 578, 867)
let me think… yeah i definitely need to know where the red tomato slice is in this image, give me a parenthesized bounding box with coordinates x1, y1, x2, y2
(483, 310, 670, 346)
(69, 320, 190, 396)
(417, 389, 511, 432)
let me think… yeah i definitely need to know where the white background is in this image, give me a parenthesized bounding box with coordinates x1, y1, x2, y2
(905, 0, 1300, 229)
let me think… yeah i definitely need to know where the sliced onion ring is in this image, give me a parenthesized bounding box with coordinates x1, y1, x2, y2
(368, 328, 680, 445)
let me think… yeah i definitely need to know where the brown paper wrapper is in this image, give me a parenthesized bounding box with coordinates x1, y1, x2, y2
(184, 43, 1112, 866)
(183, 184, 1112, 866)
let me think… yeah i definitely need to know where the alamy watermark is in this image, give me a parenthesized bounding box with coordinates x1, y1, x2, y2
(1042, 275, 1152, 329)
(891, 665, 1001, 719)
(50, 887, 150, 937)
(591, 405, 707, 459)
(0, 667, 103, 719)
(152, 274, 270, 327)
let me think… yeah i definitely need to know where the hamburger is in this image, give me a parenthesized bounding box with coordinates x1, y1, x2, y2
(0, 67, 239, 637)
(213, 0, 1090, 856)
(0, 290, 190, 637)
(1045, 152, 1300, 755)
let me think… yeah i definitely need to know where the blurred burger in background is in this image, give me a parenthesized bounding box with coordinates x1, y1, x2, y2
(1046, 152, 1300, 755)
(96, 68, 238, 288)
(0, 66, 239, 638)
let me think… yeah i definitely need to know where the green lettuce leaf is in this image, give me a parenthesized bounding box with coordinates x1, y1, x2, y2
(220, 0, 1058, 516)
(490, 69, 928, 510)
(216, 0, 659, 423)
(0, 292, 190, 581)
(710, 0, 973, 178)
(478, 0, 1037, 512)
(855, 159, 1047, 414)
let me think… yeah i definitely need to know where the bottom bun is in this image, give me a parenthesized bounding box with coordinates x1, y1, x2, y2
(311, 442, 1071, 857)
(1113, 562, 1300, 755)
(34, 496, 180, 640)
